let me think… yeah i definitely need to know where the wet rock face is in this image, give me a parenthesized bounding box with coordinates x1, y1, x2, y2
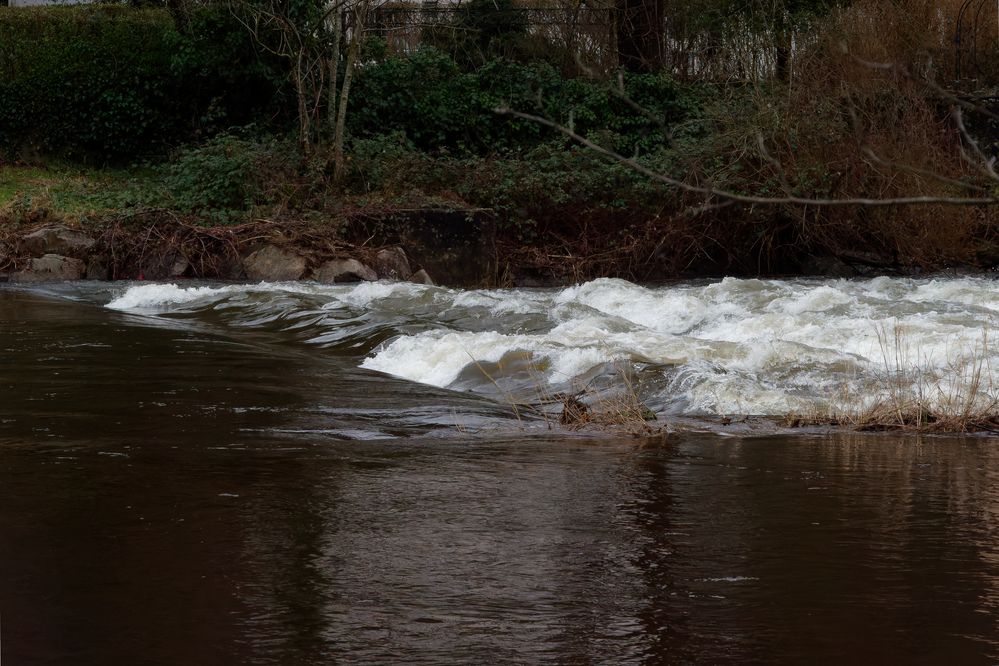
(374, 247, 412, 280)
(19, 226, 95, 258)
(10, 254, 85, 282)
(312, 258, 377, 283)
(243, 244, 306, 282)
(343, 209, 494, 286)
(408, 269, 435, 286)
(139, 251, 190, 280)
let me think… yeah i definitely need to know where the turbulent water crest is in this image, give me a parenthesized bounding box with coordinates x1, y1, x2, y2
(103, 276, 999, 417)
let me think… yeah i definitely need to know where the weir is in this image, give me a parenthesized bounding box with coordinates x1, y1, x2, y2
(4, 277, 999, 663)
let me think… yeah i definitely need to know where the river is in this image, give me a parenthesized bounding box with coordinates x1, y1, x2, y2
(2, 277, 999, 663)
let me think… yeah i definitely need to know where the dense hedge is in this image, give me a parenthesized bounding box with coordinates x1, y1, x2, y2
(348, 49, 705, 155)
(0, 6, 703, 163)
(0, 6, 279, 162)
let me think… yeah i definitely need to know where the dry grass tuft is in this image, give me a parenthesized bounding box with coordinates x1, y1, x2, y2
(787, 323, 999, 433)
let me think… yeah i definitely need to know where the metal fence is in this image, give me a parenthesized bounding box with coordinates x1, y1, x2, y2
(368, 4, 621, 73)
(363, 3, 791, 81)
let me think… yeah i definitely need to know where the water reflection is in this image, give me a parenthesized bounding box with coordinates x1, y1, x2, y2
(5, 288, 999, 663)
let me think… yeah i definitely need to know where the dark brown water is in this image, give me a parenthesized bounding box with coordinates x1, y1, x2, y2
(4, 284, 999, 664)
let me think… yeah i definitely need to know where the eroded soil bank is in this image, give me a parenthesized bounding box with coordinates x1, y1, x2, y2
(2, 205, 985, 288)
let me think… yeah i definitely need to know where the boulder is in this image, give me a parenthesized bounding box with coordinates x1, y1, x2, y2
(342, 209, 494, 286)
(219, 256, 247, 281)
(313, 258, 377, 283)
(10, 254, 85, 282)
(374, 247, 412, 280)
(408, 269, 435, 286)
(243, 244, 306, 282)
(804, 255, 854, 278)
(169, 254, 190, 278)
(19, 226, 95, 258)
(137, 250, 190, 280)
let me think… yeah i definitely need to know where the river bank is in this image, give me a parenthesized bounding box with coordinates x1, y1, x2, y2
(6, 0, 999, 288)
(4, 163, 998, 288)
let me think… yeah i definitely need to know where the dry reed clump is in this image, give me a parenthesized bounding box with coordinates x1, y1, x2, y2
(787, 324, 999, 433)
(467, 355, 667, 437)
(551, 386, 663, 435)
(534, 362, 667, 437)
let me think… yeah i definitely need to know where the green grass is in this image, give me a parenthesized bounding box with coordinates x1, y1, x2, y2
(0, 164, 163, 223)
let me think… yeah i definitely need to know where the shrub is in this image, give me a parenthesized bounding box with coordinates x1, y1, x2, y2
(160, 133, 299, 221)
(348, 49, 706, 155)
(0, 6, 280, 163)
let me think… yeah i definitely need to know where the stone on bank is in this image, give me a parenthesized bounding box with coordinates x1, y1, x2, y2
(313, 258, 377, 283)
(10, 254, 86, 282)
(243, 244, 306, 282)
(374, 247, 412, 280)
(19, 225, 95, 258)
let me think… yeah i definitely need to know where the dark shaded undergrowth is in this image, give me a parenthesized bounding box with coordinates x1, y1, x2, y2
(4, 1, 999, 283)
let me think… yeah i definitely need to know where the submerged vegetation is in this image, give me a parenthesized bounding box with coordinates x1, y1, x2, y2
(786, 324, 999, 433)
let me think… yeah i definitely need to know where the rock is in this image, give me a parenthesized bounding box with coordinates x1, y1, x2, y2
(10, 254, 85, 282)
(136, 250, 190, 280)
(408, 269, 435, 286)
(219, 256, 247, 281)
(19, 226, 95, 258)
(344, 209, 494, 286)
(804, 255, 854, 278)
(243, 244, 306, 282)
(313, 258, 377, 283)
(168, 254, 189, 278)
(86, 255, 109, 281)
(374, 247, 412, 280)
(513, 275, 551, 288)
(838, 249, 889, 267)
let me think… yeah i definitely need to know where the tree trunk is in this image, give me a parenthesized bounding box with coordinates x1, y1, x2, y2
(333, 2, 366, 184)
(326, 8, 343, 134)
(294, 50, 312, 157)
(616, 0, 664, 73)
(774, 9, 791, 82)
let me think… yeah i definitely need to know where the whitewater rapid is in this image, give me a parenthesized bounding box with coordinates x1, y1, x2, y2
(104, 276, 999, 416)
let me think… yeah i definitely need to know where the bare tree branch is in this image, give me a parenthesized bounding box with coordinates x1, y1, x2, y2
(495, 107, 999, 207)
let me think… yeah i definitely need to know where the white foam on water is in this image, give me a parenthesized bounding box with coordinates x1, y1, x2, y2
(363, 276, 999, 415)
(105, 276, 999, 416)
(450, 289, 549, 315)
(106, 283, 241, 310)
(360, 324, 623, 388)
(106, 280, 427, 313)
(555, 277, 735, 333)
(335, 280, 432, 307)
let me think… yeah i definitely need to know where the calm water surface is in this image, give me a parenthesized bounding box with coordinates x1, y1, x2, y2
(3, 281, 999, 664)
